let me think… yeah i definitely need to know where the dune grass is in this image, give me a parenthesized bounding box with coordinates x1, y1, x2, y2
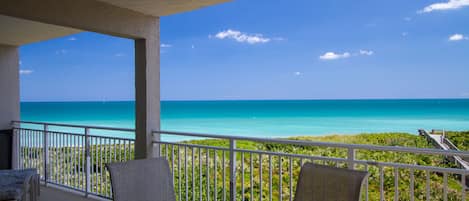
(180, 132, 467, 201)
(21, 132, 468, 200)
(445, 131, 469, 151)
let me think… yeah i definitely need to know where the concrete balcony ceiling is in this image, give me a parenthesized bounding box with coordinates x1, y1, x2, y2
(0, 15, 81, 46)
(0, 0, 229, 45)
(96, 0, 231, 16)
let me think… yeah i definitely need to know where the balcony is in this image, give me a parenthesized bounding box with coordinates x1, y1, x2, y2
(11, 121, 469, 201)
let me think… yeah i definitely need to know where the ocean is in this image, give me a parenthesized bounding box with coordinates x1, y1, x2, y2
(20, 99, 469, 139)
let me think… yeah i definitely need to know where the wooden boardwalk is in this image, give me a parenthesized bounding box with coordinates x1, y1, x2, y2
(418, 129, 469, 170)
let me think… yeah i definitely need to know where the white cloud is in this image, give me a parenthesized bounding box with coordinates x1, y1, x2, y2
(359, 50, 374, 56)
(212, 29, 272, 44)
(114, 53, 125, 57)
(419, 0, 469, 13)
(294, 71, 302, 76)
(19, 69, 33, 75)
(68, 37, 77, 41)
(448, 33, 467, 41)
(319, 52, 351, 60)
(161, 43, 172, 48)
(319, 50, 374, 60)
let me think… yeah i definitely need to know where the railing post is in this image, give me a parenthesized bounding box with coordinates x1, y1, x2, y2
(85, 128, 91, 197)
(229, 139, 237, 201)
(152, 132, 160, 158)
(11, 122, 20, 169)
(43, 124, 49, 185)
(441, 130, 445, 143)
(347, 148, 355, 170)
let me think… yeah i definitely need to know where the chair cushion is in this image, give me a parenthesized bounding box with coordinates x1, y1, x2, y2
(0, 169, 38, 201)
(0, 174, 25, 200)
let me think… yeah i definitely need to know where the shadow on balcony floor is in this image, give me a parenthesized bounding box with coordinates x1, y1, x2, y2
(40, 186, 102, 201)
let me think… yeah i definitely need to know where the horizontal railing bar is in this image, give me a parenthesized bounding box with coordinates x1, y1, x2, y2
(14, 127, 86, 137)
(234, 148, 468, 174)
(234, 148, 351, 163)
(13, 127, 134, 141)
(15, 121, 469, 158)
(372, 160, 469, 174)
(156, 140, 469, 174)
(153, 130, 469, 157)
(155, 141, 230, 151)
(76, 133, 135, 141)
(12, 120, 135, 132)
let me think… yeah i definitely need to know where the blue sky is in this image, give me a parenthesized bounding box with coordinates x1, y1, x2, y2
(19, 0, 469, 101)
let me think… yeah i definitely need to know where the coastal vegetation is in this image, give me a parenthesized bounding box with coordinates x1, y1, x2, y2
(179, 132, 467, 201)
(20, 132, 468, 200)
(445, 131, 469, 151)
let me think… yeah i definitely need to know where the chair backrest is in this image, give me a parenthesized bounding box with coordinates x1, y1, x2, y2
(294, 163, 369, 201)
(106, 157, 176, 201)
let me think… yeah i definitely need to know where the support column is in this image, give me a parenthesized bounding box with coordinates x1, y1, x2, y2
(0, 44, 20, 168)
(134, 19, 160, 159)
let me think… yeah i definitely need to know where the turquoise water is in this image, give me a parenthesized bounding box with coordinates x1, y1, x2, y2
(20, 99, 469, 139)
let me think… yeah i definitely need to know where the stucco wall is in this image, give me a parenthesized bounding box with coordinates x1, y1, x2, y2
(0, 44, 19, 129)
(135, 37, 160, 159)
(0, 0, 160, 159)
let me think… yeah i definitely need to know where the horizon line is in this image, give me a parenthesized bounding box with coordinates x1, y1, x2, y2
(20, 97, 469, 103)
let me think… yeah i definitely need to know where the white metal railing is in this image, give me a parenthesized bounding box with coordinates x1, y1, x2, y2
(12, 121, 135, 199)
(11, 121, 469, 201)
(152, 130, 469, 201)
